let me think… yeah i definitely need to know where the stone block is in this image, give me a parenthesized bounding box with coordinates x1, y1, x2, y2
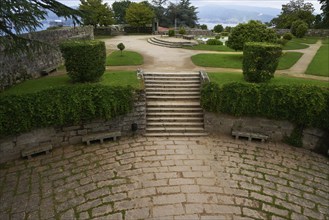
(0, 140, 15, 151)
(63, 125, 81, 131)
(16, 128, 55, 145)
(69, 136, 82, 145)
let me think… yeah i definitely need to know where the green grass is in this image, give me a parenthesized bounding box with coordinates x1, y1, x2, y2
(106, 51, 143, 66)
(306, 44, 329, 77)
(192, 52, 302, 70)
(283, 41, 309, 50)
(183, 44, 234, 52)
(1, 71, 140, 96)
(208, 72, 329, 87)
(277, 52, 303, 70)
(292, 37, 319, 44)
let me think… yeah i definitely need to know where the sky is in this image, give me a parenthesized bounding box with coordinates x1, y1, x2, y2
(58, 0, 322, 13)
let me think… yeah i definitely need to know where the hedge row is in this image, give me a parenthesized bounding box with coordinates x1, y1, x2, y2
(201, 82, 329, 130)
(0, 85, 134, 136)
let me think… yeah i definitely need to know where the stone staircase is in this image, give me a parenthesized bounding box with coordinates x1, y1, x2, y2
(147, 37, 197, 48)
(143, 72, 207, 137)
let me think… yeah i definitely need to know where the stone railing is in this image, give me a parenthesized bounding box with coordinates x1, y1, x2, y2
(0, 26, 94, 91)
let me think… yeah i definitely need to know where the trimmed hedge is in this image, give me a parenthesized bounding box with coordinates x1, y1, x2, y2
(243, 42, 282, 83)
(206, 39, 223, 45)
(0, 85, 134, 136)
(60, 40, 106, 83)
(201, 82, 329, 131)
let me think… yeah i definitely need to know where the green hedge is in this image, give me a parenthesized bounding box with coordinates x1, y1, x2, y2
(201, 82, 329, 130)
(60, 40, 106, 83)
(0, 85, 134, 136)
(207, 39, 223, 45)
(243, 42, 282, 83)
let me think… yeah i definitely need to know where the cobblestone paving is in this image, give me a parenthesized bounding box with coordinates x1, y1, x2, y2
(0, 136, 328, 220)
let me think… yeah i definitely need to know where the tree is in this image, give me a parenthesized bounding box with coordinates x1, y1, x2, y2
(125, 2, 155, 29)
(226, 20, 278, 51)
(200, 24, 208, 30)
(112, 0, 131, 24)
(314, 0, 329, 28)
(79, 0, 114, 27)
(117, 42, 125, 56)
(213, 24, 224, 33)
(291, 20, 308, 37)
(151, 0, 169, 27)
(0, 0, 81, 53)
(270, 0, 315, 28)
(166, 0, 198, 28)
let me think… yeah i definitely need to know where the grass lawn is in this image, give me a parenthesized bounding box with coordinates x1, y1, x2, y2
(191, 52, 302, 70)
(1, 71, 141, 96)
(208, 72, 329, 87)
(306, 44, 329, 77)
(283, 41, 309, 50)
(183, 44, 235, 52)
(106, 51, 143, 66)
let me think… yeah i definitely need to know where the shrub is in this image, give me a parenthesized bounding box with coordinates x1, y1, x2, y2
(206, 39, 223, 45)
(283, 32, 293, 40)
(117, 42, 125, 56)
(178, 27, 186, 35)
(168, 29, 175, 37)
(226, 20, 278, 51)
(243, 42, 282, 83)
(60, 40, 106, 83)
(215, 35, 221, 39)
(213, 24, 224, 33)
(291, 20, 308, 38)
(201, 82, 329, 131)
(0, 85, 135, 136)
(220, 32, 229, 37)
(277, 38, 289, 46)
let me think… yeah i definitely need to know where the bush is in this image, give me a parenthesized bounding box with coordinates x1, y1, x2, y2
(0, 85, 135, 136)
(201, 82, 329, 131)
(277, 38, 289, 46)
(220, 32, 229, 37)
(226, 20, 278, 51)
(60, 40, 106, 83)
(213, 24, 224, 33)
(215, 35, 221, 39)
(178, 27, 186, 35)
(283, 32, 293, 40)
(168, 29, 175, 37)
(243, 42, 282, 83)
(206, 39, 223, 45)
(291, 20, 308, 38)
(117, 42, 125, 56)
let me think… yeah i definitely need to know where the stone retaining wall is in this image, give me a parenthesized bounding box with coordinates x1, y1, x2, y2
(0, 92, 146, 164)
(275, 29, 329, 37)
(0, 26, 94, 91)
(205, 112, 326, 151)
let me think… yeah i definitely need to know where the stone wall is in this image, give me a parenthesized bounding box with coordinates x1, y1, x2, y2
(0, 92, 146, 164)
(204, 112, 326, 151)
(275, 29, 329, 37)
(0, 26, 94, 91)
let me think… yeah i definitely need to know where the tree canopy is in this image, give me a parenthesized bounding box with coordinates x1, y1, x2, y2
(226, 20, 278, 51)
(112, 0, 131, 24)
(79, 0, 114, 27)
(213, 24, 224, 33)
(270, 0, 315, 28)
(125, 2, 155, 28)
(314, 0, 329, 28)
(0, 0, 81, 53)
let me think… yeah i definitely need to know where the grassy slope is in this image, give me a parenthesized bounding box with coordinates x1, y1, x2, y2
(191, 52, 302, 70)
(208, 72, 329, 87)
(106, 51, 143, 66)
(1, 71, 140, 96)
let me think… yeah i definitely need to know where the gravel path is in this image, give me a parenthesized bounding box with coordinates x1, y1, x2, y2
(0, 136, 328, 219)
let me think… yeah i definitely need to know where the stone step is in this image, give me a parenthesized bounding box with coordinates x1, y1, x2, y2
(146, 91, 200, 95)
(144, 76, 200, 80)
(146, 87, 200, 92)
(147, 38, 182, 48)
(147, 101, 201, 107)
(147, 122, 204, 127)
(146, 95, 200, 100)
(144, 72, 199, 76)
(147, 117, 203, 122)
(147, 112, 203, 116)
(145, 80, 200, 84)
(146, 127, 205, 132)
(146, 84, 200, 88)
(147, 107, 202, 112)
(144, 132, 208, 137)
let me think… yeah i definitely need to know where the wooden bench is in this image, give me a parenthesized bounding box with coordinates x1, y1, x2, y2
(40, 66, 57, 76)
(232, 130, 268, 142)
(21, 144, 53, 159)
(82, 131, 121, 145)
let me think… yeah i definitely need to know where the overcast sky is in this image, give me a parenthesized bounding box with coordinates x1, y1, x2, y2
(58, 0, 322, 13)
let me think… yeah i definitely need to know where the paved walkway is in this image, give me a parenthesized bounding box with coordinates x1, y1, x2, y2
(1, 136, 328, 219)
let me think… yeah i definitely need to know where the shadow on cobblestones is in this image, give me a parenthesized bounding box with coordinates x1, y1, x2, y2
(0, 135, 328, 219)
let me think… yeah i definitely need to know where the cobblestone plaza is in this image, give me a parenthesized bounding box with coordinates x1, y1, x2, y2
(0, 136, 328, 219)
